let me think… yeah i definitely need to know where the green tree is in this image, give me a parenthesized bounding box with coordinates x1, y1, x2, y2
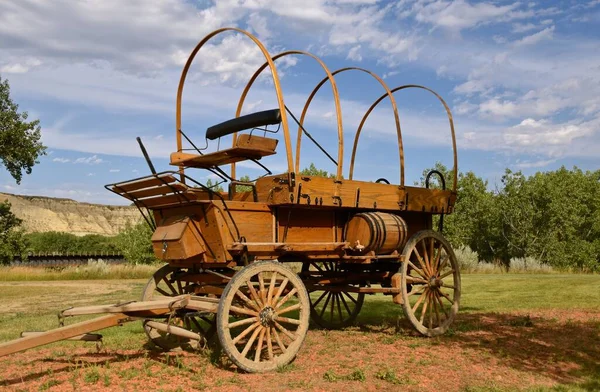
(0, 76, 46, 184)
(0, 200, 26, 264)
(24, 232, 118, 254)
(300, 163, 336, 178)
(499, 167, 600, 272)
(205, 178, 225, 192)
(114, 222, 157, 265)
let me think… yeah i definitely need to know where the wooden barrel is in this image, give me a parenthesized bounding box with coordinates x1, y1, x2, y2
(344, 212, 408, 254)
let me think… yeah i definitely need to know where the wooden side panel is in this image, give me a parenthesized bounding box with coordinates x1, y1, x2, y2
(225, 209, 274, 243)
(255, 175, 457, 214)
(277, 207, 336, 242)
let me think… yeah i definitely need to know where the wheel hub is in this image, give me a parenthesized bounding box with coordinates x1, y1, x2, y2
(259, 306, 275, 327)
(428, 277, 443, 289)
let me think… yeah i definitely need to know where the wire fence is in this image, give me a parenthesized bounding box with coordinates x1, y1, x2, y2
(11, 253, 126, 267)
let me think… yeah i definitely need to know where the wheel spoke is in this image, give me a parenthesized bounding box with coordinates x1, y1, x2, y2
(339, 292, 353, 315)
(272, 326, 286, 353)
(246, 280, 263, 308)
(230, 305, 258, 317)
(438, 255, 450, 272)
(228, 317, 258, 329)
(405, 276, 428, 285)
(232, 321, 261, 345)
(408, 285, 426, 297)
(439, 269, 455, 280)
(439, 290, 455, 305)
(235, 290, 261, 312)
(428, 238, 436, 274)
(155, 287, 172, 297)
(276, 316, 302, 326)
(407, 260, 428, 279)
(311, 290, 329, 308)
(333, 294, 342, 322)
(413, 247, 430, 276)
(434, 243, 444, 272)
(241, 325, 262, 357)
(419, 291, 430, 324)
(254, 327, 266, 362)
(435, 291, 449, 319)
(267, 272, 277, 306)
(420, 241, 431, 275)
(411, 289, 427, 313)
(329, 292, 335, 321)
(266, 326, 274, 360)
(342, 291, 358, 305)
(271, 278, 290, 307)
(276, 303, 301, 316)
(319, 292, 333, 319)
(432, 293, 441, 327)
(428, 295, 433, 330)
(275, 287, 298, 309)
(162, 277, 177, 295)
(274, 320, 296, 340)
(258, 272, 266, 305)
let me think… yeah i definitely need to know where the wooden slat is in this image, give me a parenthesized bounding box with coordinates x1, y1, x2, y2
(138, 191, 200, 208)
(229, 242, 348, 255)
(112, 174, 177, 193)
(170, 147, 276, 168)
(0, 314, 128, 357)
(125, 183, 188, 200)
(61, 295, 191, 317)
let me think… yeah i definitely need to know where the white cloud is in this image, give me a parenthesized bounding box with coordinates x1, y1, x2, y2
(383, 71, 400, 79)
(513, 158, 556, 169)
(511, 22, 537, 33)
(513, 26, 555, 46)
(347, 45, 362, 61)
(74, 155, 104, 165)
(409, 0, 521, 30)
(52, 157, 70, 163)
(109, 169, 121, 173)
(504, 118, 594, 148)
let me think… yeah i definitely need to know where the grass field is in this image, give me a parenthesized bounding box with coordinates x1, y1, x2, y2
(0, 274, 599, 391)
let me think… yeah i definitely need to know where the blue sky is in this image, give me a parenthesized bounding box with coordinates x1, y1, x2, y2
(1, 0, 599, 205)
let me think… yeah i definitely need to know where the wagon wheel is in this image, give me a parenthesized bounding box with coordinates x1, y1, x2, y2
(142, 264, 216, 350)
(301, 261, 364, 329)
(217, 261, 310, 373)
(400, 230, 461, 337)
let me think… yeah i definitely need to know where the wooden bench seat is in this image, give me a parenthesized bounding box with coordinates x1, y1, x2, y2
(170, 134, 278, 168)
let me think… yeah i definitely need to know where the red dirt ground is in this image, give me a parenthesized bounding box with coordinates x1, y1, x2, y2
(1, 309, 599, 391)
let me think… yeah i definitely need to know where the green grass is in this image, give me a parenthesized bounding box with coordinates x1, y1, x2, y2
(0, 264, 158, 281)
(355, 274, 600, 326)
(0, 273, 599, 391)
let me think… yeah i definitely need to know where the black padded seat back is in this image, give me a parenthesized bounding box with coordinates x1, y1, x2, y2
(206, 108, 281, 140)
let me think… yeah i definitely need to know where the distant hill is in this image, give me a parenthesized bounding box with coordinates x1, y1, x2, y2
(0, 192, 141, 237)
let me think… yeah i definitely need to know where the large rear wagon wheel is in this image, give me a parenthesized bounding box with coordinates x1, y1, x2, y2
(217, 261, 310, 373)
(142, 265, 216, 350)
(301, 261, 364, 329)
(400, 230, 461, 337)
